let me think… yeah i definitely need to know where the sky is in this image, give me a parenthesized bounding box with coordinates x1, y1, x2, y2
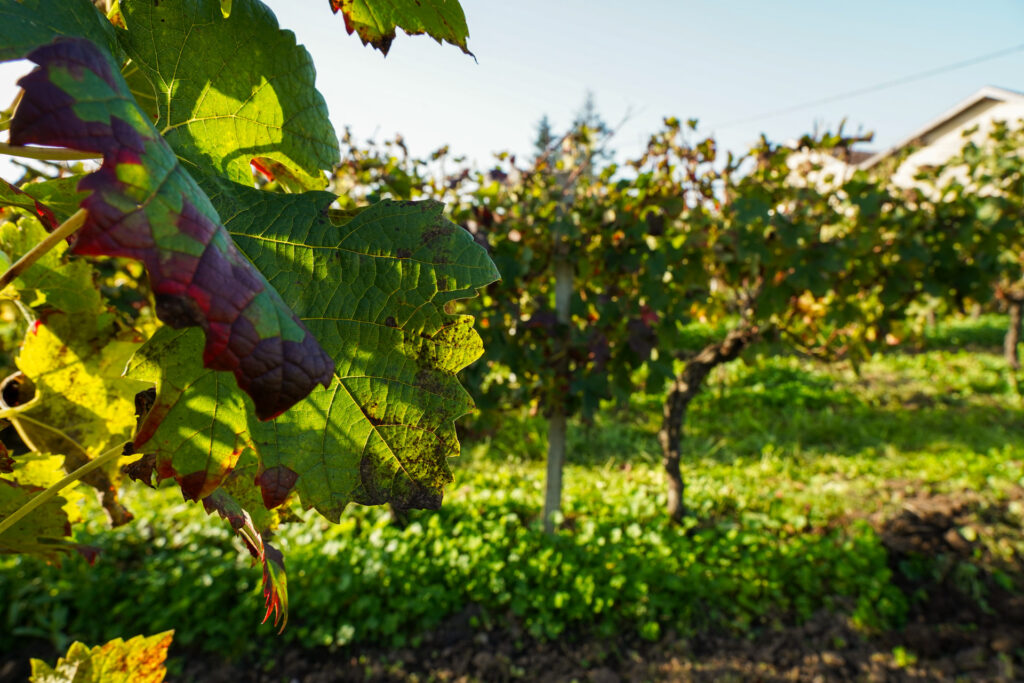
(261, 0, 1024, 168)
(2, 1, 1024, 173)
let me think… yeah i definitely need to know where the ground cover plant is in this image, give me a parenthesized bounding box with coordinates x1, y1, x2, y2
(1, 318, 1022, 680)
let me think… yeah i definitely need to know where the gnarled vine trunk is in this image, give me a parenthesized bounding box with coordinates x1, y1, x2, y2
(658, 325, 758, 523)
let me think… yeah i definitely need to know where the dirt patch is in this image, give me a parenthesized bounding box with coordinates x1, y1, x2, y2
(153, 602, 1020, 682)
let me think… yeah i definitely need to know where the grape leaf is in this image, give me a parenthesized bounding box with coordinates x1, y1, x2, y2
(0, 479, 74, 562)
(0, 452, 96, 563)
(127, 183, 499, 519)
(126, 325, 252, 499)
(203, 186, 497, 518)
(0, 181, 58, 229)
(0, 0, 119, 63)
(29, 631, 173, 683)
(328, 0, 472, 56)
(7, 452, 88, 524)
(13, 312, 145, 525)
(10, 38, 334, 420)
(119, 0, 339, 190)
(0, 213, 101, 314)
(1, 176, 88, 225)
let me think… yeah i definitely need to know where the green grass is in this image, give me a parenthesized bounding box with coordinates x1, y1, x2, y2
(2, 336, 1022, 661)
(917, 312, 1010, 350)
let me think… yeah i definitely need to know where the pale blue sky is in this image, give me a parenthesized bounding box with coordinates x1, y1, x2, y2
(263, 0, 1024, 166)
(2, 1, 1023, 172)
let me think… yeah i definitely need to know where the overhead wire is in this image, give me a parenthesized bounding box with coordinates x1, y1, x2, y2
(715, 41, 1024, 130)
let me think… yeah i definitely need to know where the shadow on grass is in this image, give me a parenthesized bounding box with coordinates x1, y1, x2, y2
(687, 399, 1024, 464)
(463, 351, 1024, 468)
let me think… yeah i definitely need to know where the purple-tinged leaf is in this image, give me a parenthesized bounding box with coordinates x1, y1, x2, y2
(10, 38, 333, 420)
(125, 189, 499, 521)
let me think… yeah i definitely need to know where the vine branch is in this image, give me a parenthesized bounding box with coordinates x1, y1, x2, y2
(0, 141, 100, 161)
(0, 209, 88, 291)
(0, 440, 129, 538)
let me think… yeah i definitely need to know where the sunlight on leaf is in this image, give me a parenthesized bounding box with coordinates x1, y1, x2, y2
(30, 631, 173, 683)
(10, 38, 335, 420)
(129, 182, 498, 521)
(119, 0, 338, 189)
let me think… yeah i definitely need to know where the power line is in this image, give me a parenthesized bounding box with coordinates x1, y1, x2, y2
(716, 41, 1024, 130)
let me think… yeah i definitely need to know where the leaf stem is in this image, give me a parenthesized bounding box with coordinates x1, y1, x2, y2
(0, 141, 100, 161)
(15, 412, 93, 463)
(0, 209, 88, 291)
(0, 90, 23, 132)
(0, 440, 129, 538)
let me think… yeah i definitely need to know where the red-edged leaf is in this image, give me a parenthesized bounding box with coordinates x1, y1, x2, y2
(9, 38, 333, 420)
(261, 542, 288, 633)
(202, 487, 288, 632)
(0, 180, 58, 229)
(0, 443, 12, 474)
(328, 0, 472, 56)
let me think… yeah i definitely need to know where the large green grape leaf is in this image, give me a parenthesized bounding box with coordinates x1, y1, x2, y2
(329, 0, 472, 56)
(30, 631, 173, 683)
(0, 0, 119, 63)
(10, 38, 335, 420)
(127, 184, 499, 518)
(118, 0, 339, 190)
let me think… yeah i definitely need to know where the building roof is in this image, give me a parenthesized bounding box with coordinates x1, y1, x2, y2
(859, 86, 1024, 169)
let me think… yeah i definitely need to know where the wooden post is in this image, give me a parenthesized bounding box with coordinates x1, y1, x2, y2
(542, 132, 589, 534)
(543, 251, 573, 534)
(1006, 297, 1022, 396)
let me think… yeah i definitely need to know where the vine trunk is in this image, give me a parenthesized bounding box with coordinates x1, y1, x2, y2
(658, 325, 758, 523)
